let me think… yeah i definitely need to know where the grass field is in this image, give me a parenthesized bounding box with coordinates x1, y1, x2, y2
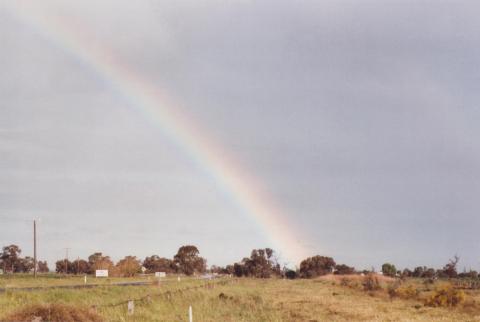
(1, 274, 480, 321)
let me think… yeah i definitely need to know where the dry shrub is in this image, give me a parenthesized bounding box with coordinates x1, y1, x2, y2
(340, 277, 351, 287)
(340, 277, 359, 289)
(362, 273, 381, 292)
(424, 286, 466, 307)
(388, 282, 419, 300)
(453, 279, 480, 290)
(2, 303, 103, 322)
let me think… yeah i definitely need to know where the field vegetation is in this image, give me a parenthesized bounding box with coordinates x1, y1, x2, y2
(2, 275, 480, 321)
(2, 244, 480, 320)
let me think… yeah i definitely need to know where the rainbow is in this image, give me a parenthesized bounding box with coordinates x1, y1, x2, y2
(3, 3, 309, 265)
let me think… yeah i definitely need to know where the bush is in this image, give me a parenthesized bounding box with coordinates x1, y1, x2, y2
(388, 283, 420, 300)
(285, 269, 297, 279)
(3, 303, 103, 322)
(424, 286, 466, 307)
(340, 277, 359, 289)
(381, 263, 397, 277)
(362, 273, 381, 291)
(334, 264, 355, 275)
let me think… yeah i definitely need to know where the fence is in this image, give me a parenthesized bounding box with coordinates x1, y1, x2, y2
(90, 278, 237, 318)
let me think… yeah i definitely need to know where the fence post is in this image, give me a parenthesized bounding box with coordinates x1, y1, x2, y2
(189, 305, 193, 322)
(128, 300, 134, 315)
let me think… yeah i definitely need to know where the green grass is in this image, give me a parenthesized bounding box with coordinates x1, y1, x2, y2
(2, 275, 480, 321)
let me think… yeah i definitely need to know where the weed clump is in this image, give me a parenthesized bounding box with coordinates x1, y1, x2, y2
(218, 292, 234, 301)
(339, 277, 359, 289)
(2, 303, 103, 322)
(388, 282, 419, 300)
(424, 286, 465, 307)
(362, 274, 381, 292)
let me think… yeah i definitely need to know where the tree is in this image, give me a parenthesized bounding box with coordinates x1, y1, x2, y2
(299, 256, 336, 278)
(1, 245, 22, 273)
(209, 265, 234, 275)
(88, 252, 113, 274)
(401, 268, 412, 278)
(55, 259, 73, 274)
(423, 268, 436, 279)
(71, 259, 90, 274)
(17, 256, 35, 273)
(233, 262, 246, 277)
(443, 255, 459, 278)
(173, 245, 206, 276)
(37, 261, 49, 273)
(143, 255, 176, 274)
(334, 264, 355, 275)
(225, 265, 234, 275)
(412, 266, 425, 278)
(116, 256, 141, 277)
(381, 263, 397, 277)
(231, 248, 280, 278)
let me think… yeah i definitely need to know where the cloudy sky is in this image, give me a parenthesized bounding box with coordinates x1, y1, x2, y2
(1, 0, 480, 270)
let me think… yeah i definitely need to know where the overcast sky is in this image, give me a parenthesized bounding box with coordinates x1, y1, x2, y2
(1, 0, 480, 270)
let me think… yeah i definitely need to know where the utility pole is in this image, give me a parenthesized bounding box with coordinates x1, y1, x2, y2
(64, 248, 70, 274)
(33, 220, 37, 278)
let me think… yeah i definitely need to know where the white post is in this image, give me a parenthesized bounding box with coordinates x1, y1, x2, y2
(128, 300, 134, 315)
(84, 275, 87, 285)
(188, 305, 192, 322)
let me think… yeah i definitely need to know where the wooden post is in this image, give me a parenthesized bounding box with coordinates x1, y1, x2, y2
(33, 220, 37, 278)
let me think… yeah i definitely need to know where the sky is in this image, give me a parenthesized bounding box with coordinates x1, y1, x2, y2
(1, 0, 480, 271)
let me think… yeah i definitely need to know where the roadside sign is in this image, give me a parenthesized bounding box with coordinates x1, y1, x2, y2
(155, 272, 166, 278)
(95, 269, 108, 277)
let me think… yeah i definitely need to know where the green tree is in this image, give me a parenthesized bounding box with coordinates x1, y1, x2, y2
(37, 261, 49, 273)
(0, 245, 22, 273)
(143, 255, 176, 274)
(299, 255, 336, 278)
(173, 245, 206, 275)
(381, 263, 397, 277)
(334, 264, 355, 275)
(116, 256, 141, 277)
(87, 252, 113, 273)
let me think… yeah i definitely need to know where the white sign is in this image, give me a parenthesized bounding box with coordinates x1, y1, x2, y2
(95, 269, 109, 277)
(155, 272, 166, 278)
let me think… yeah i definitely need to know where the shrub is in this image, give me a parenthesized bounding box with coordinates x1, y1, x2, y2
(388, 283, 420, 300)
(334, 264, 355, 275)
(340, 277, 359, 289)
(362, 273, 381, 291)
(3, 303, 103, 322)
(285, 269, 297, 279)
(424, 286, 466, 307)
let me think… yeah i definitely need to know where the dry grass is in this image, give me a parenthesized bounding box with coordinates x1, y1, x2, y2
(1, 275, 480, 321)
(2, 303, 103, 322)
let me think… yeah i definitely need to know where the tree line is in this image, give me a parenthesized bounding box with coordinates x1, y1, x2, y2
(1, 243, 476, 280)
(0, 244, 206, 277)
